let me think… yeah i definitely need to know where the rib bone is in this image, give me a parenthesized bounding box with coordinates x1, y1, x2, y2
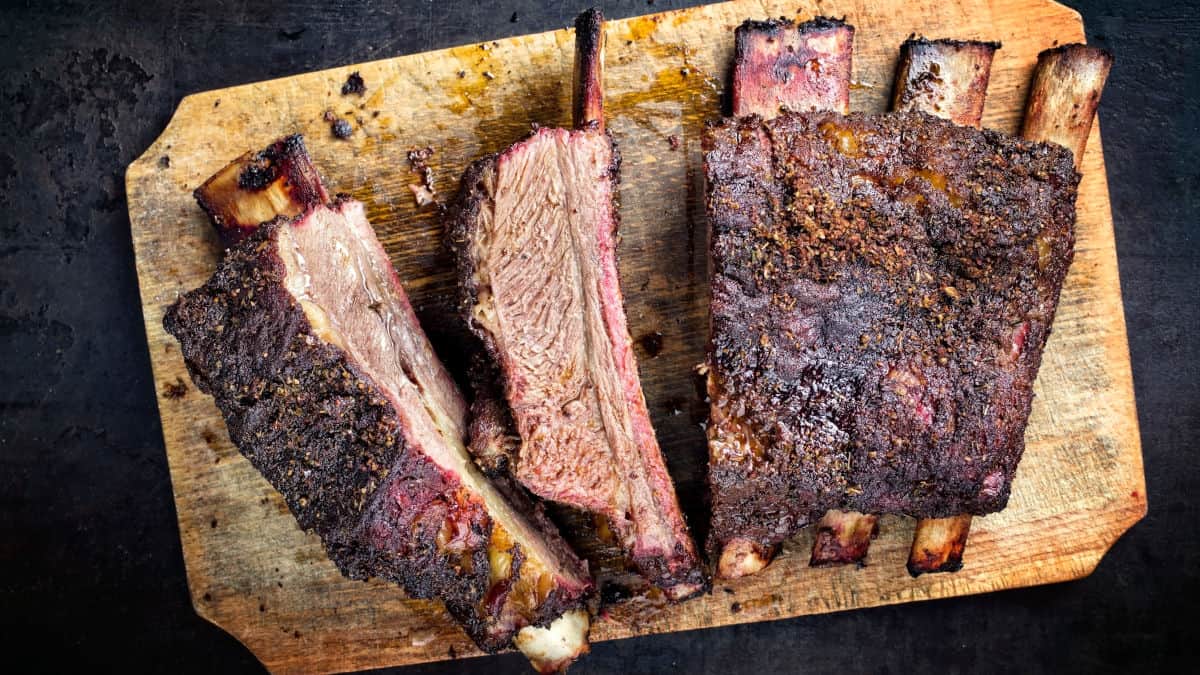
(887, 37, 1000, 575)
(906, 42, 1110, 577)
(713, 16, 854, 579)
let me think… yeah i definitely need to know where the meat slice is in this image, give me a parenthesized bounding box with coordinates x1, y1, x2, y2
(704, 110, 1080, 566)
(447, 9, 705, 600)
(167, 139, 593, 672)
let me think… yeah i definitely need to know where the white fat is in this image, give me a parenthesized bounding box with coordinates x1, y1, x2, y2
(717, 539, 771, 579)
(514, 609, 590, 674)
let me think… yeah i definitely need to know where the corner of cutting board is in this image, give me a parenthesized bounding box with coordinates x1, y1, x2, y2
(125, 91, 216, 212)
(186, 588, 275, 673)
(1042, 0, 1084, 28)
(993, 0, 1083, 32)
(1069, 500, 1149, 584)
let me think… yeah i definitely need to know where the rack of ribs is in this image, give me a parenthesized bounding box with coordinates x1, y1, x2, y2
(705, 16, 1107, 578)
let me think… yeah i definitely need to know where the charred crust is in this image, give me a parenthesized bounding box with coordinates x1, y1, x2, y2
(574, 8, 604, 50)
(445, 152, 497, 344)
(1038, 42, 1114, 63)
(572, 8, 605, 130)
(907, 553, 964, 577)
(341, 71, 366, 96)
(330, 118, 353, 139)
(630, 543, 711, 599)
(465, 352, 519, 478)
(236, 162, 276, 191)
(737, 15, 849, 37)
(901, 36, 1002, 51)
(733, 16, 853, 57)
(705, 111, 1079, 549)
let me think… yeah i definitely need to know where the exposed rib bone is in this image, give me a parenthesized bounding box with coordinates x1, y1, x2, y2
(731, 16, 854, 117)
(1022, 44, 1113, 168)
(810, 510, 879, 567)
(193, 135, 328, 246)
(908, 514, 973, 575)
(892, 38, 999, 124)
(572, 7, 605, 131)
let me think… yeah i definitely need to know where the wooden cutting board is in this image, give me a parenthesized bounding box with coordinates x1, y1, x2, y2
(125, 0, 1146, 671)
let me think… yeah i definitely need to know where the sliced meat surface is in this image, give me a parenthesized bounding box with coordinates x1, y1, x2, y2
(450, 126, 705, 600)
(164, 197, 592, 661)
(704, 110, 1079, 556)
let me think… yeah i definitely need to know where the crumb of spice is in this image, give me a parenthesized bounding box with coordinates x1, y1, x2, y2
(341, 71, 366, 96)
(163, 377, 188, 399)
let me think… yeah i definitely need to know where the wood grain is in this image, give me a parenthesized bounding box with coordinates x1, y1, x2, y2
(125, 0, 1146, 671)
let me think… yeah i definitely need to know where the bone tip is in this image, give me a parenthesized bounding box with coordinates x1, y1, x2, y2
(809, 536, 870, 568)
(663, 580, 708, 602)
(575, 7, 603, 36)
(716, 539, 774, 579)
(798, 15, 853, 34)
(906, 554, 965, 578)
(515, 609, 591, 674)
(737, 15, 853, 38)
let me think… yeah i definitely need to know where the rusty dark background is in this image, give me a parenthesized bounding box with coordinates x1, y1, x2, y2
(1, 0, 1196, 672)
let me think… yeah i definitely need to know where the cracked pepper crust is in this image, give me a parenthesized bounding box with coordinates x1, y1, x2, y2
(705, 111, 1079, 553)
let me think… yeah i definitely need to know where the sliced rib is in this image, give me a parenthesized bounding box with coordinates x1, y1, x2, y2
(709, 16, 856, 578)
(447, 9, 705, 600)
(170, 137, 593, 671)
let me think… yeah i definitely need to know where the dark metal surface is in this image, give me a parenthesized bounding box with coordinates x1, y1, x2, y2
(1, 1, 1195, 672)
